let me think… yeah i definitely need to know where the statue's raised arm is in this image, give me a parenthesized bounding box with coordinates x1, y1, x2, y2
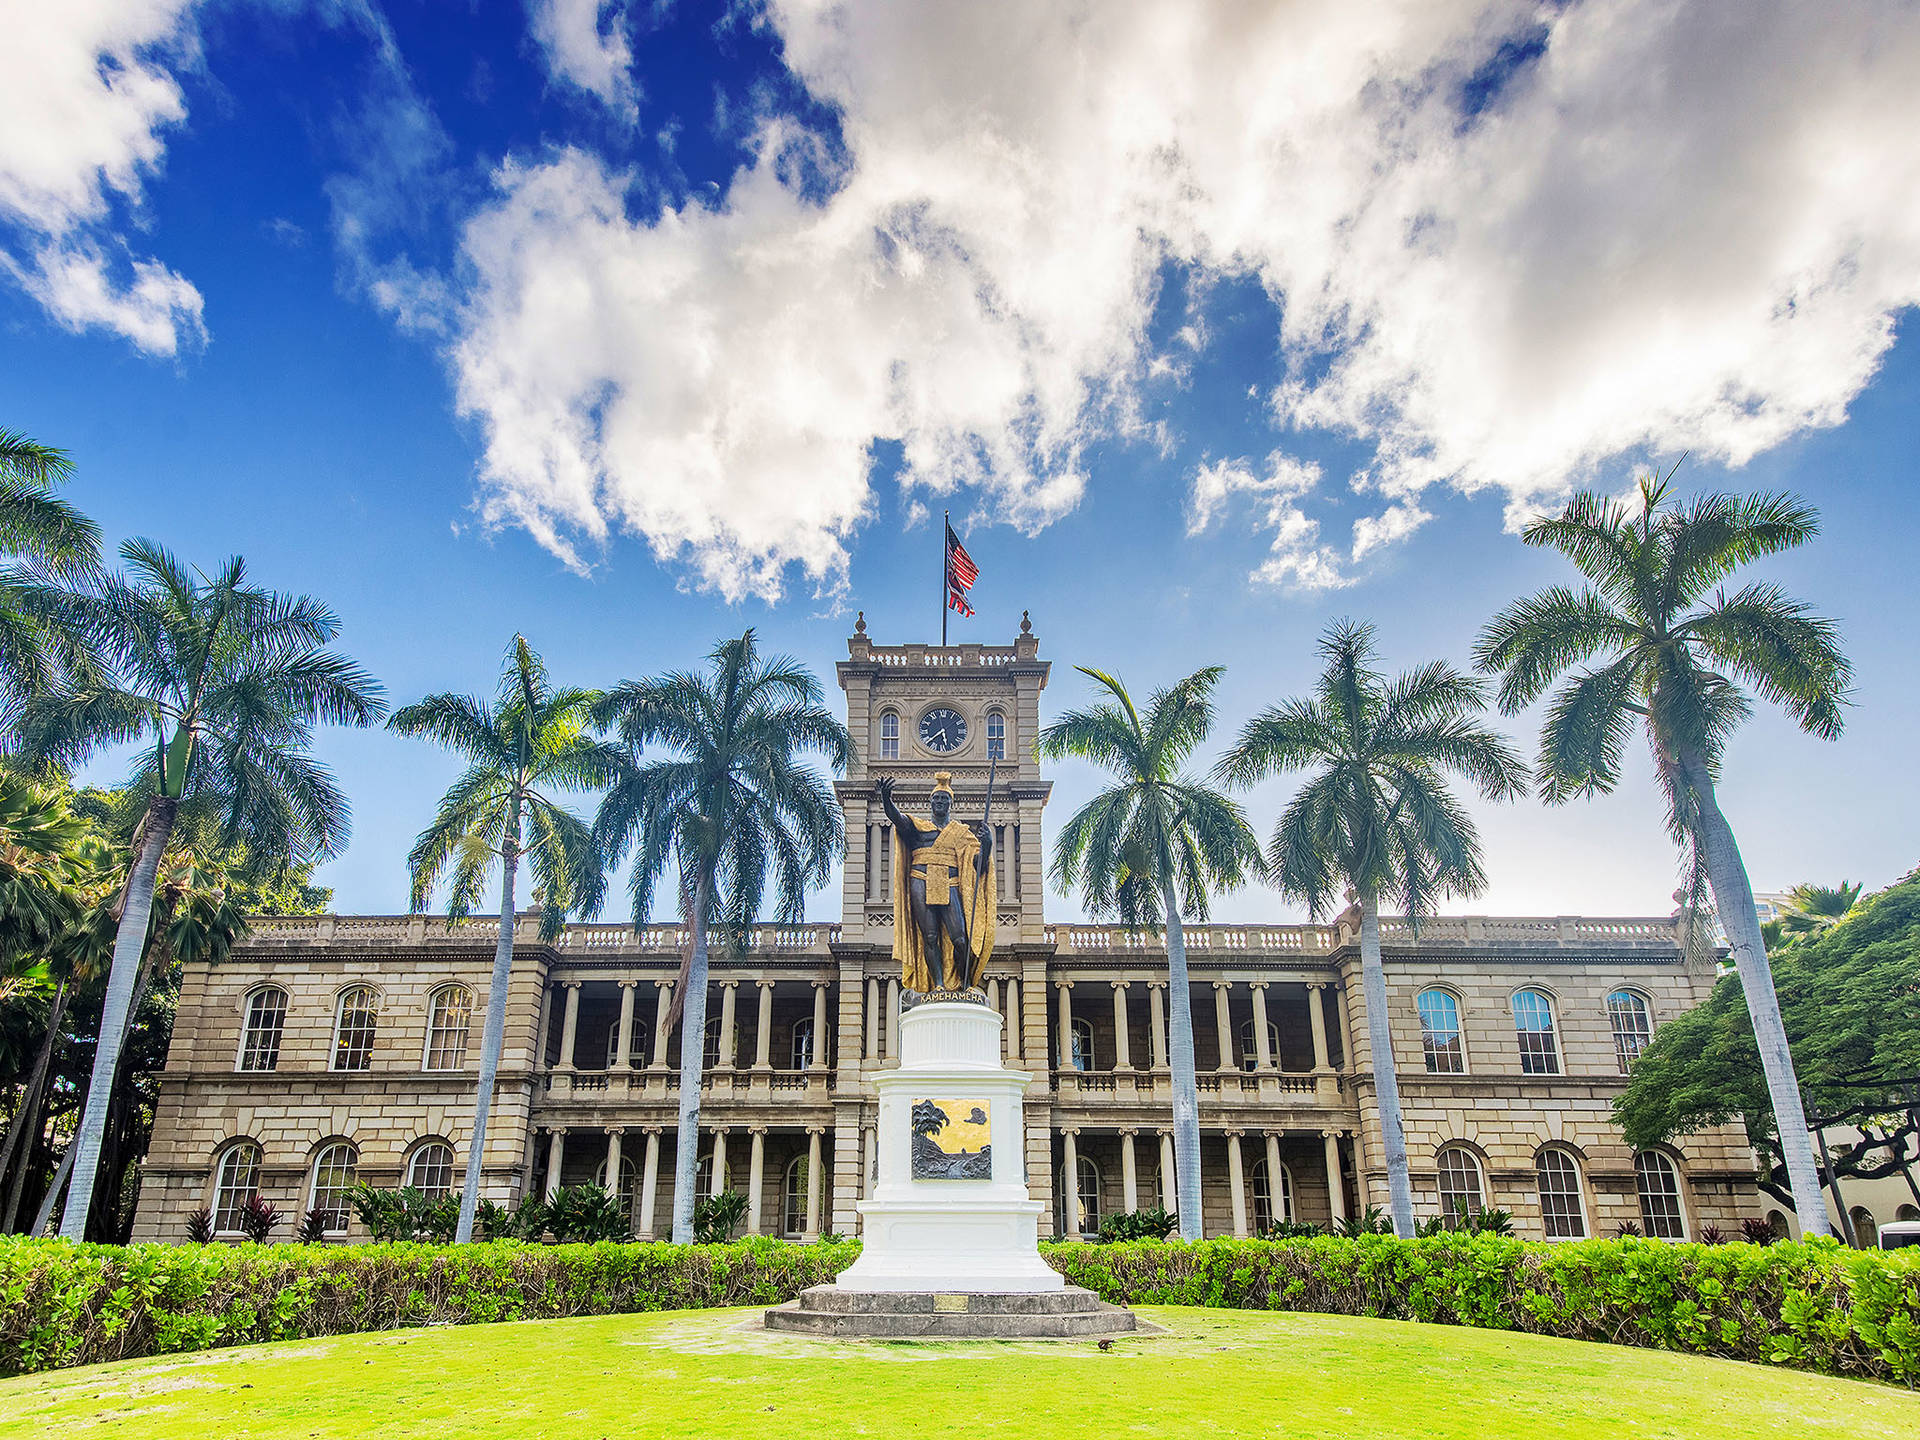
(876, 775, 926, 847)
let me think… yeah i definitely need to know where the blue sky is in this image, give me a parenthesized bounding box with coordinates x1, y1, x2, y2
(3, 2, 1915, 923)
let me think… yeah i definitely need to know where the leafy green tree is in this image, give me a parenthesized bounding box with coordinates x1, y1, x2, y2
(14, 542, 383, 1239)
(1038, 665, 1260, 1241)
(390, 636, 618, 1244)
(0, 430, 100, 726)
(1475, 474, 1851, 1235)
(1216, 622, 1527, 1237)
(1617, 870, 1920, 1215)
(591, 631, 848, 1245)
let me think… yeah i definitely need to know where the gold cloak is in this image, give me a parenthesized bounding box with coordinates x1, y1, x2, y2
(892, 820, 996, 991)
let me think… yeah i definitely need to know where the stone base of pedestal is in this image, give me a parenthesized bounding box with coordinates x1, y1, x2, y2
(764, 1285, 1138, 1339)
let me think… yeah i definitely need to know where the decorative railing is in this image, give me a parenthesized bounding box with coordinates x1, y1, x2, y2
(244, 915, 843, 954)
(865, 644, 1020, 668)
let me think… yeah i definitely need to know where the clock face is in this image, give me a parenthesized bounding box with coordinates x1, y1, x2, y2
(918, 707, 968, 753)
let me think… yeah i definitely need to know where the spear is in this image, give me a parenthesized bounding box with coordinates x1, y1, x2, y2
(964, 754, 998, 989)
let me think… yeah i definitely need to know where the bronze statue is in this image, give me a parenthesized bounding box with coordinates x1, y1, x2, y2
(879, 771, 995, 991)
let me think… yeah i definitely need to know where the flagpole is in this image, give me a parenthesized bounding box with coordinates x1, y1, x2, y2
(941, 509, 949, 647)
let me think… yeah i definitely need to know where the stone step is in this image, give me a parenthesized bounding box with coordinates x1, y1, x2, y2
(764, 1296, 1139, 1340)
(788, 1285, 1108, 1316)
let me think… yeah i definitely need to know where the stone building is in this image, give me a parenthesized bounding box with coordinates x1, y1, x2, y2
(132, 618, 1760, 1245)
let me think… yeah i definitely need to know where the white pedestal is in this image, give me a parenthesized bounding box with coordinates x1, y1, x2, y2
(834, 998, 1062, 1293)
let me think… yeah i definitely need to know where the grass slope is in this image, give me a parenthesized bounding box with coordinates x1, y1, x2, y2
(2, 1306, 1914, 1440)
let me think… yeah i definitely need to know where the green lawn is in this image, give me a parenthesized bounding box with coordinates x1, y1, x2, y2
(3, 1306, 1913, 1440)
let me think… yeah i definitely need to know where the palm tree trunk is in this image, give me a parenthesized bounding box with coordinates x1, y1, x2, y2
(455, 824, 520, 1244)
(1358, 891, 1415, 1237)
(0, 977, 67, 1231)
(59, 797, 174, 1241)
(670, 872, 713, 1245)
(1678, 747, 1828, 1237)
(1161, 886, 1202, 1241)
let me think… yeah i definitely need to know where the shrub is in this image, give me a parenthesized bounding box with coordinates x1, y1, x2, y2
(1340, 1206, 1395, 1238)
(1699, 1225, 1729, 1246)
(1744, 1217, 1781, 1246)
(297, 1209, 335, 1245)
(1099, 1208, 1178, 1242)
(547, 1186, 629, 1244)
(237, 1197, 280, 1244)
(1263, 1219, 1329, 1240)
(1616, 1220, 1644, 1237)
(184, 1207, 213, 1244)
(693, 1190, 748, 1244)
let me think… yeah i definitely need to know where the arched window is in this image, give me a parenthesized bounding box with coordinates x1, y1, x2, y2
(1417, 989, 1465, 1074)
(985, 710, 1006, 760)
(703, 1016, 726, 1069)
(606, 1015, 649, 1068)
(331, 986, 379, 1071)
(1899, 1204, 1920, 1224)
(1766, 1208, 1791, 1238)
(1435, 1146, 1485, 1221)
(697, 1148, 729, 1197)
(1511, 989, 1560, 1075)
(406, 1141, 456, 1199)
(1069, 1016, 1095, 1072)
(308, 1142, 358, 1232)
(1606, 990, 1653, 1073)
(212, 1141, 262, 1234)
(1534, 1147, 1587, 1239)
(1237, 1019, 1280, 1072)
(423, 985, 473, 1071)
(1061, 1154, 1101, 1237)
(879, 711, 900, 760)
(784, 1153, 811, 1236)
(237, 986, 289, 1072)
(1250, 1157, 1294, 1232)
(594, 1153, 639, 1215)
(1850, 1207, 1878, 1248)
(1633, 1150, 1687, 1239)
(792, 1016, 815, 1070)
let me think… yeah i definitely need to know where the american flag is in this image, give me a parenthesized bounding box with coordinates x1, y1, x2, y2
(946, 521, 978, 617)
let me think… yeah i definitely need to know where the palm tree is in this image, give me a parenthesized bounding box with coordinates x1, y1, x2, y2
(591, 631, 847, 1244)
(1474, 473, 1850, 1236)
(1037, 666, 1261, 1241)
(1216, 623, 1528, 1238)
(1776, 881, 1864, 943)
(14, 541, 384, 1239)
(0, 429, 101, 725)
(390, 636, 618, 1243)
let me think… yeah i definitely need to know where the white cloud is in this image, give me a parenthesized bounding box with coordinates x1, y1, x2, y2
(0, 0, 206, 355)
(447, 0, 1920, 597)
(527, 0, 638, 116)
(1185, 451, 1358, 591)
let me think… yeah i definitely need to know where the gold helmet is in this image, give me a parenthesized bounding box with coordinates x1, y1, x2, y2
(931, 770, 954, 795)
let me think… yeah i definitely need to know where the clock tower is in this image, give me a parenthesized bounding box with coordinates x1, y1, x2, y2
(835, 611, 1051, 947)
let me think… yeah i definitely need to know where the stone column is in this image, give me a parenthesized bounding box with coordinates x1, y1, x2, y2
(1004, 977, 1021, 1060)
(865, 976, 881, 1058)
(1265, 1132, 1286, 1224)
(534, 983, 554, 1069)
(650, 980, 674, 1068)
(1323, 1129, 1348, 1224)
(1061, 1128, 1081, 1238)
(1055, 980, 1075, 1070)
(1120, 1130, 1139, 1213)
(614, 982, 637, 1069)
(710, 1129, 729, 1198)
(1111, 980, 1132, 1070)
(557, 982, 582, 1072)
(1213, 981, 1235, 1073)
(1228, 1131, 1249, 1237)
(1158, 1130, 1177, 1215)
(604, 1127, 625, 1201)
(1149, 982, 1169, 1069)
(544, 1129, 567, 1201)
(805, 1127, 824, 1239)
(718, 982, 739, 1068)
(886, 978, 901, 1060)
(746, 1128, 767, 1233)
(1307, 983, 1333, 1070)
(1250, 983, 1275, 1070)
(864, 1126, 878, 1201)
(754, 980, 776, 1069)
(637, 1128, 662, 1237)
(811, 981, 830, 1071)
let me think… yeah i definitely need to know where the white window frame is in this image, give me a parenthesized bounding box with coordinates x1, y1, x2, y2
(783, 1153, 810, 1236)
(607, 1014, 649, 1069)
(1634, 1150, 1689, 1239)
(406, 1141, 456, 1198)
(879, 711, 900, 760)
(212, 1140, 262, 1235)
(1511, 989, 1561, 1075)
(1237, 1019, 1281, 1073)
(331, 985, 379, 1072)
(308, 1142, 358, 1232)
(1606, 989, 1654, 1073)
(791, 1015, 815, 1070)
(1062, 1154, 1101, 1237)
(1069, 1016, 1095, 1072)
(1435, 1146, 1485, 1220)
(594, 1153, 639, 1215)
(1416, 988, 1466, 1074)
(1250, 1157, 1295, 1231)
(236, 986, 289, 1073)
(422, 984, 473, 1072)
(985, 710, 1006, 760)
(1534, 1146, 1588, 1239)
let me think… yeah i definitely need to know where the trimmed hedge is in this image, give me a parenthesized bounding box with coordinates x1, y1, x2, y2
(2, 1233, 1915, 1384)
